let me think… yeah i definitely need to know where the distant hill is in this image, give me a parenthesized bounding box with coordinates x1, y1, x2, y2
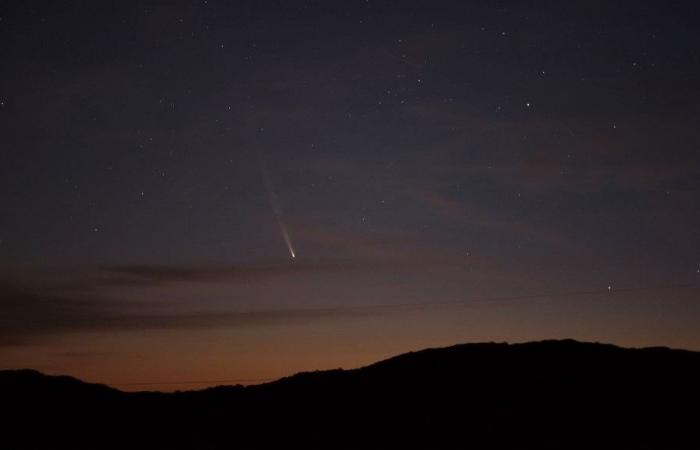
(4, 340, 700, 449)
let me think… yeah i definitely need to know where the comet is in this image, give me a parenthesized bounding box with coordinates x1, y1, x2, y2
(258, 151, 296, 259)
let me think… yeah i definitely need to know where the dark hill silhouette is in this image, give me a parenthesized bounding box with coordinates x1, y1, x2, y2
(4, 340, 700, 449)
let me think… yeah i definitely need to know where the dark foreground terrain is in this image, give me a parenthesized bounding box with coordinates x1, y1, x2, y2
(3, 340, 700, 449)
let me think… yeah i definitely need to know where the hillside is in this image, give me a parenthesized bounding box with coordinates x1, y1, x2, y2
(4, 340, 700, 449)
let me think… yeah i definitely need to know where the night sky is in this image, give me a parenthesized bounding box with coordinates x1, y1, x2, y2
(2, 1, 700, 390)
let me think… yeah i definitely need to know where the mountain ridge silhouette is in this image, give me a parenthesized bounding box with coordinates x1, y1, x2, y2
(4, 339, 700, 449)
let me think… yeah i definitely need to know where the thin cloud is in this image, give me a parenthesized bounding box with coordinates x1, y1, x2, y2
(102, 261, 385, 285)
(0, 279, 373, 347)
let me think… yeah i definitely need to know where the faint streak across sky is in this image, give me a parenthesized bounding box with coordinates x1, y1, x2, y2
(257, 150, 296, 259)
